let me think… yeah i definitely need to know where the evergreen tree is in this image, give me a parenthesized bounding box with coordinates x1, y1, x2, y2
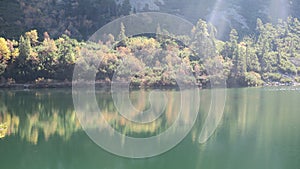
(191, 19, 217, 60)
(10, 35, 38, 82)
(118, 22, 126, 41)
(243, 37, 261, 72)
(18, 36, 31, 63)
(54, 35, 78, 80)
(156, 23, 162, 42)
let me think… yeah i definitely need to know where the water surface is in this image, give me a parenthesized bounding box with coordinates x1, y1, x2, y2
(0, 87, 299, 169)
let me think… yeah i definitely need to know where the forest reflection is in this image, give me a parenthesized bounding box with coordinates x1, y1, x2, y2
(0, 89, 208, 144)
(0, 90, 80, 144)
(2, 88, 297, 146)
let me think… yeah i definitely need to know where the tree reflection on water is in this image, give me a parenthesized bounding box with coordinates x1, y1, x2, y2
(0, 89, 203, 144)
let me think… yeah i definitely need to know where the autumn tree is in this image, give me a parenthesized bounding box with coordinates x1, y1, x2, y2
(25, 30, 39, 46)
(0, 38, 11, 76)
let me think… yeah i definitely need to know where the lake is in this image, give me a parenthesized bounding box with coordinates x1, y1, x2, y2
(0, 87, 300, 169)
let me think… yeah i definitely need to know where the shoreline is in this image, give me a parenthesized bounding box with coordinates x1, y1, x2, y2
(0, 81, 299, 90)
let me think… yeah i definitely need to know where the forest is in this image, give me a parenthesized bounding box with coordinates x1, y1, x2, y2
(0, 17, 300, 88)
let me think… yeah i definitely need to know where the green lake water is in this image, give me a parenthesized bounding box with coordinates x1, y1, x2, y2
(0, 87, 299, 169)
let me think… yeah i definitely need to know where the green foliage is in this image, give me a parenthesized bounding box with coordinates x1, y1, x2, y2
(243, 37, 261, 72)
(36, 32, 58, 79)
(262, 73, 282, 82)
(191, 19, 217, 59)
(280, 77, 293, 84)
(8, 35, 38, 82)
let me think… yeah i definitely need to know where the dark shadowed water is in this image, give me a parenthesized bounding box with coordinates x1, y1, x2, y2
(0, 87, 299, 169)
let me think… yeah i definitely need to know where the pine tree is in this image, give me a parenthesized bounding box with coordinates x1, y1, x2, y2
(237, 44, 247, 76)
(9, 35, 39, 82)
(191, 19, 217, 60)
(229, 29, 239, 74)
(224, 29, 247, 86)
(156, 23, 162, 42)
(118, 22, 127, 41)
(243, 37, 261, 72)
(18, 36, 32, 64)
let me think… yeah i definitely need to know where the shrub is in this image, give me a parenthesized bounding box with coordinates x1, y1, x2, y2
(244, 71, 264, 86)
(280, 77, 293, 84)
(262, 73, 282, 82)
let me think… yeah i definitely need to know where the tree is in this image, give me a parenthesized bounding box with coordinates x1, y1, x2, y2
(255, 19, 279, 77)
(221, 29, 238, 59)
(243, 37, 261, 72)
(37, 32, 58, 78)
(118, 22, 127, 41)
(54, 35, 78, 80)
(191, 19, 217, 60)
(0, 38, 11, 76)
(226, 29, 239, 71)
(237, 44, 247, 77)
(9, 35, 39, 82)
(19, 36, 31, 62)
(0, 38, 11, 60)
(25, 30, 39, 46)
(244, 71, 263, 86)
(222, 29, 248, 86)
(156, 24, 162, 42)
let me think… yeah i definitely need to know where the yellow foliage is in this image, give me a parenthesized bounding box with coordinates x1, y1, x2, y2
(0, 123, 8, 139)
(0, 37, 11, 60)
(11, 48, 20, 58)
(25, 30, 39, 45)
(43, 39, 57, 52)
(127, 37, 160, 50)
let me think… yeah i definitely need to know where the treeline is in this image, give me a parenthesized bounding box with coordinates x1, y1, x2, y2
(0, 17, 300, 87)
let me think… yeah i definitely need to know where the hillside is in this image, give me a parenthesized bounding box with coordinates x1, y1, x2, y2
(122, 0, 300, 39)
(0, 0, 300, 40)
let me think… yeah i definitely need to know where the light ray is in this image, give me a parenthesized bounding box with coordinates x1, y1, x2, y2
(207, 0, 228, 39)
